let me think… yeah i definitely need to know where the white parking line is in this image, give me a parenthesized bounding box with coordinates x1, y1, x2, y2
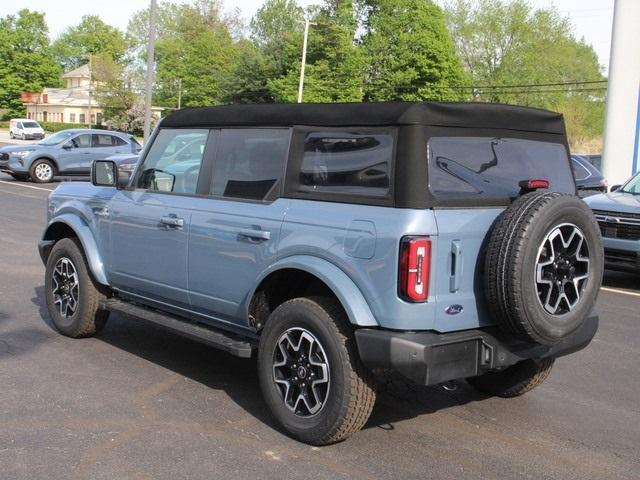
(601, 286, 640, 298)
(0, 180, 53, 192)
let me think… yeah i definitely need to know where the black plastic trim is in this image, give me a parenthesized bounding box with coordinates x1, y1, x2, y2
(355, 311, 598, 385)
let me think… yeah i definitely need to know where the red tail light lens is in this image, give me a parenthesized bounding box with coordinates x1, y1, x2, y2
(399, 236, 431, 302)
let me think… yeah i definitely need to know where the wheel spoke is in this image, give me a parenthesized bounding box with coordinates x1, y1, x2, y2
(272, 327, 330, 417)
(50, 256, 79, 319)
(535, 223, 590, 316)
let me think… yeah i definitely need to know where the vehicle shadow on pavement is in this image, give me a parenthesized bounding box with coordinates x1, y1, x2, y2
(601, 270, 640, 291)
(31, 285, 487, 436)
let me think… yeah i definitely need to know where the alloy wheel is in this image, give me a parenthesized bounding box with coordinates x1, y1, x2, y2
(34, 162, 53, 182)
(535, 223, 590, 315)
(272, 327, 330, 417)
(51, 257, 80, 318)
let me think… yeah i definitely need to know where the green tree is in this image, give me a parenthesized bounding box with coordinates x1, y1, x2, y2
(362, 0, 467, 101)
(127, 0, 241, 109)
(445, 0, 606, 147)
(0, 9, 61, 118)
(92, 56, 137, 122)
(52, 15, 127, 71)
(269, 0, 366, 103)
(223, 0, 304, 103)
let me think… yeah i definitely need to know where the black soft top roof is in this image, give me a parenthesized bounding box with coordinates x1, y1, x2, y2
(161, 101, 566, 135)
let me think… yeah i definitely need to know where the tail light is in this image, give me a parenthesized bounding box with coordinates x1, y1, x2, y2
(518, 179, 549, 193)
(399, 236, 431, 302)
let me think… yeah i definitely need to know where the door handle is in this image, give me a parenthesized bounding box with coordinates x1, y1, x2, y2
(92, 206, 110, 218)
(160, 215, 184, 229)
(449, 240, 462, 293)
(238, 228, 271, 241)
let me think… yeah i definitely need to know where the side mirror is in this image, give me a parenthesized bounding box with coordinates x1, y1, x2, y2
(62, 143, 72, 150)
(92, 160, 117, 187)
(92, 160, 129, 189)
(610, 184, 622, 192)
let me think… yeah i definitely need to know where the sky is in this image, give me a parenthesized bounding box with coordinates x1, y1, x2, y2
(0, 0, 615, 70)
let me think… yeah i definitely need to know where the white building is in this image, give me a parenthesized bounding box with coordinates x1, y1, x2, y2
(22, 64, 162, 126)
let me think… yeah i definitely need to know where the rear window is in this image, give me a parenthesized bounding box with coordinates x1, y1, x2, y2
(428, 137, 574, 199)
(299, 131, 393, 197)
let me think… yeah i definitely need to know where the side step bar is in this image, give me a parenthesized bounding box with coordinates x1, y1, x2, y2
(99, 298, 255, 358)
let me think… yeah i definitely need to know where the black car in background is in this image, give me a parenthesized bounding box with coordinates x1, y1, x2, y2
(571, 154, 607, 197)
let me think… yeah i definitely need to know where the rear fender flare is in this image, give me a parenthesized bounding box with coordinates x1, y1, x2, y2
(249, 255, 378, 327)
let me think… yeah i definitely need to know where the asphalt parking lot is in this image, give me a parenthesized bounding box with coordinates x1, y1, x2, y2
(0, 173, 639, 480)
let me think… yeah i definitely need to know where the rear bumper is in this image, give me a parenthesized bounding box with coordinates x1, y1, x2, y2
(355, 311, 598, 386)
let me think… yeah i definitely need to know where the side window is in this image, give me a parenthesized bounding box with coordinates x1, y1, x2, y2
(136, 129, 209, 194)
(92, 134, 116, 147)
(113, 136, 128, 146)
(571, 157, 591, 181)
(71, 134, 92, 148)
(299, 131, 393, 197)
(210, 129, 290, 201)
(17, 122, 23, 129)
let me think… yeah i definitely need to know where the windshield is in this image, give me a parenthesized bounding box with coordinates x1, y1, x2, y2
(22, 121, 40, 128)
(38, 131, 75, 146)
(620, 172, 640, 194)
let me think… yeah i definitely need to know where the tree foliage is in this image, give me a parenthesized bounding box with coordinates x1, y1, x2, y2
(127, 0, 241, 109)
(0, 9, 61, 118)
(362, 0, 467, 101)
(52, 15, 128, 71)
(444, 0, 605, 146)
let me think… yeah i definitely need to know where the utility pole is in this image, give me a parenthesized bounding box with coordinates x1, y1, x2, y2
(297, 19, 315, 103)
(177, 78, 182, 110)
(143, 0, 158, 143)
(87, 54, 92, 129)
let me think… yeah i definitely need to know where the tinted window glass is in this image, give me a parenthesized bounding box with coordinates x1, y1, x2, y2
(23, 121, 39, 128)
(92, 134, 118, 147)
(571, 157, 591, 181)
(210, 129, 289, 201)
(71, 134, 92, 148)
(428, 137, 574, 199)
(299, 131, 393, 197)
(136, 129, 208, 194)
(114, 136, 128, 146)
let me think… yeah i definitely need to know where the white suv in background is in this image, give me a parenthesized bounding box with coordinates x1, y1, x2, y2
(9, 119, 45, 140)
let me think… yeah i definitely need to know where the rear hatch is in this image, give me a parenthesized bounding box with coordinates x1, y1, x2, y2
(427, 134, 576, 332)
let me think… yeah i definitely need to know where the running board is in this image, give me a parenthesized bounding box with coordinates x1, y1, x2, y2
(99, 298, 255, 358)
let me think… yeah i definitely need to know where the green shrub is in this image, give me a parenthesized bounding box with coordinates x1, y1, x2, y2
(0, 120, 9, 129)
(40, 122, 96, 133)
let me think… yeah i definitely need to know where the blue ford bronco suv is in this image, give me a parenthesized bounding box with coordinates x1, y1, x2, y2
(39, 102, 603, 445)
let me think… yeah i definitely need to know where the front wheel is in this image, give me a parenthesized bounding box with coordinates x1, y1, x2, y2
(45, 238, 109, 337)
(467, 357, 555, 398)
(30, 159, 56, 183)
(258, 297, 376, 445)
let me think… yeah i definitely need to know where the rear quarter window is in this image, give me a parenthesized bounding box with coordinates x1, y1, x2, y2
(428, 137, 575, 200)
(298, 131, 394, 197)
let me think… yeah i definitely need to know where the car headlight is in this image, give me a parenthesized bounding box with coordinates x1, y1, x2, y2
(13, 150, 33, 158)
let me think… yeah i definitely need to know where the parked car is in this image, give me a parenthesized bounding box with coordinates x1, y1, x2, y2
(584, 170, 640, 273)
(571, 154, 607, 197)
(38, 102, 603, 445)
(578, 153, 602, 172)
(9, 118, 45, 140)
(0, 129, 141, 182)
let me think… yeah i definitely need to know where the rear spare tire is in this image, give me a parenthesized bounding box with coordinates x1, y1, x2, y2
(485, 192, 603, 345)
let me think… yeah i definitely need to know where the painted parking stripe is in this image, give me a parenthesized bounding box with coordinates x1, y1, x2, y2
(0, 180, 53, 192)
(600, 286, 640, 298)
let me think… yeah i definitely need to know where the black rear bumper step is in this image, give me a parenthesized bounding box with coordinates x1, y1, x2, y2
(99, 298, 255, 358)
(355, 310, 598, 386)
